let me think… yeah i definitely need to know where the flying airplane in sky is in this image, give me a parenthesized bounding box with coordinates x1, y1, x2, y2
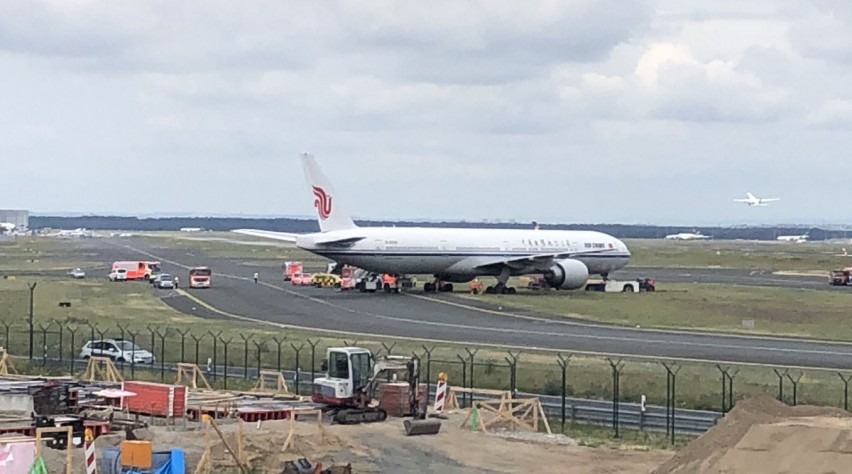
(234, 154, 631, 294)
(665, 230, 711, 240)
(734, 192, 780, 207)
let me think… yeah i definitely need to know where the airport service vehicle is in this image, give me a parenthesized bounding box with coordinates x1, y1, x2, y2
(338, 265, 361, 290)
(189, 266, 212, 288)
(67, 268, 86, 279)
(312, 347, 422, 424)
(585, 278, 656, 293)
(282, 261, 303, 281)
(111, 261, 161, 280)
(108, 268, 128, 281)
(312, 273, 341, 288)
(153, 273, 175, 289)
(80, 339, 155, 364)
(830, 268, 852, 286)
(234, 155, 631, 295)
(291, 273, 313, 286)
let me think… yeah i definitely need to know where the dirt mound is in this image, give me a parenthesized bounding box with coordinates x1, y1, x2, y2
(654, 394, 852, 474)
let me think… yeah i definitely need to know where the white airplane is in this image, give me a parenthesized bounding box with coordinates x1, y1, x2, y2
(234, 154, 631, 294)
(0, 223, 15, 234)
(777, 233, 809, 243)
(734, 192, 780, 207)
(665, 231, 711, 240)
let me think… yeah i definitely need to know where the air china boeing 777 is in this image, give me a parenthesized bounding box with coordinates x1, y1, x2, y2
(234, 155, 631, 294)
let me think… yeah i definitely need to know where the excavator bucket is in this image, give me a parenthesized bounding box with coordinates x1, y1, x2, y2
(403, 418, 442, 436)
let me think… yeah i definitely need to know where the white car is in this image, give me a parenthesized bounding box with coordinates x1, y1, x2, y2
(108, 268, 127, 281)
(80, 339, 155, 364)
(153, 273, 175, 289)
(68, 268, 86, 279)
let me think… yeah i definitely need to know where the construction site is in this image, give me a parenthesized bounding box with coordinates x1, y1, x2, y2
(3, 343, 852, 474)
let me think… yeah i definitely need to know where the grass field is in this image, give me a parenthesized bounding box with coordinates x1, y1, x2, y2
(625, 238, 852, 272)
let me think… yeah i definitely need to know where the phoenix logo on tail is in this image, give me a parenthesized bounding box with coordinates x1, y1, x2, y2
(312, 185, 333, 220)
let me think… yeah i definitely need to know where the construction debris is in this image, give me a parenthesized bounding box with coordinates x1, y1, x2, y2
(175, 363, 212, 390)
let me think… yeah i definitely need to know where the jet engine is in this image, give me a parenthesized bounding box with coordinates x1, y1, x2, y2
(544, 259, 589, 290)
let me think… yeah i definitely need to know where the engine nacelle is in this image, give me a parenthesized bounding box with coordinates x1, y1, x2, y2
(544, 259, 589, 290)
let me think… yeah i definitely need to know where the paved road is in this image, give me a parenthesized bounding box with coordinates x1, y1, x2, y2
(76, 238, 852, 370)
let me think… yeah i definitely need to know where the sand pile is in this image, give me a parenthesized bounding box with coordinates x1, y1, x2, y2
(654, 394, 852, 474)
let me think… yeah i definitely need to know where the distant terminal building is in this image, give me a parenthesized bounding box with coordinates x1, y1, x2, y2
(0, 209, 29, 230)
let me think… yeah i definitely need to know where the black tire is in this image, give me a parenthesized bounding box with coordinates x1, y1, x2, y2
(622, 285, 634, 293)
(424, 282, 434, 293)
(508, 287, 517, 294)
(384, 284, 391, 293)
(499, 286, 509, 295)
(441, 283, 454, 292)
(485, 286, 495, 294)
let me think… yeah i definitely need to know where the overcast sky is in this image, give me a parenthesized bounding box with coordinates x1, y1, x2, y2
(2, 1, 852, 226)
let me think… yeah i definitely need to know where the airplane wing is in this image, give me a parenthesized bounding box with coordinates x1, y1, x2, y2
(232, 229, 298, 242)
(232, 229, 366, 247)
(762, 198, 780, 202)
(733, 199, 751, 203)
(474, 248, 619, 271)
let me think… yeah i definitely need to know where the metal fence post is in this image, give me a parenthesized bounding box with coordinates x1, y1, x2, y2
(557, 354, 572, 432)
(127, 329, 140, 379)
(190, 333, 202, 367)
(220, 336, 233, 390)
(38, 322, 51, 367)
(380, 342, 396, 356)
(177, 328, 190, 363)
(53, 319, 63, 364)
(308, 339, 319, 383)
(155, 328, 169, 382)
(662, 362, 681, 444)
(27, 282, 37, 360)
(1, 321, 11, 352)
(253, 339, 266, 379)
(773, 368, 789, 403)
(291, 343, 305, 395)
(239, 334, 252, 380)
(456, 354, 468, 408)
(421, 346, 435, 407)
(209, 331, 222, 381)
(465, 348, 479, 392)
(839, 373, 852, 411)
(67, 325, 78, 374)
(115, 324, 127, 372)
(272, 336, 286, 373)
(506, 351, 521, 394)
(786, 372, 803, 406)
(607, 358, 625, 438)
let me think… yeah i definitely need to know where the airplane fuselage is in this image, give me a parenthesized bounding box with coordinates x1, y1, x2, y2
(296, 227, 630, 279)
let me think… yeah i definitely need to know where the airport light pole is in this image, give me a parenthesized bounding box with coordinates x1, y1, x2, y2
(28, 282, 37, 360)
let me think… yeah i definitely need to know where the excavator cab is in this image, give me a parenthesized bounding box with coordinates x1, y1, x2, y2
(312, 347, 373, 406)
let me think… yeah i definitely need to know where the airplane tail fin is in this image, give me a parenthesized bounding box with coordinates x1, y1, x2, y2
(746, 192, 757, 200)
(301, 154, 358, 232)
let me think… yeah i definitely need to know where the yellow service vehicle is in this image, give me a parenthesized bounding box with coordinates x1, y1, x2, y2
(311, 273, 341, 288)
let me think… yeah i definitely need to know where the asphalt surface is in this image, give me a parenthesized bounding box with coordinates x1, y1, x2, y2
(69, 237, 852, 370)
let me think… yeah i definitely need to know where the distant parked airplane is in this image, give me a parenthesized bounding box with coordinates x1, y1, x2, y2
(776, 233, 809, 243)
(0, 222, 15, 234)
(665, 231, 711, 240)
(734, 192, 779, 207)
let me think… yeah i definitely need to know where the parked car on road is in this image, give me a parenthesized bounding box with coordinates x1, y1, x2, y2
(67, 268, 86, 279)
(108, 268, 127, 281)
(153, 273, 175, 289)
(79, 339, 155, 364)
(291, 273, 313, 286)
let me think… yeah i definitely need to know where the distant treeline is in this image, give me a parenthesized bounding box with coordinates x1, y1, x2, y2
(28, 216, 851, 241)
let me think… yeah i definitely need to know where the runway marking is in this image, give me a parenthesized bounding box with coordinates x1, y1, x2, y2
(114, 242, 852, 367)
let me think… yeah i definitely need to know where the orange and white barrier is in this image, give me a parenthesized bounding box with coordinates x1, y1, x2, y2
(433, 372, 448, 413)
(84, 428, 97, 474)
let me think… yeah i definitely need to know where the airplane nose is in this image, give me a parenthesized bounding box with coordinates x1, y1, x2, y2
(617, 239, 631, 255)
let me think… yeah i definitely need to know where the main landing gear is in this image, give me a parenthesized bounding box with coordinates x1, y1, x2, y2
(423, 280, 454, 293)
(484, 267, 517, 295)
